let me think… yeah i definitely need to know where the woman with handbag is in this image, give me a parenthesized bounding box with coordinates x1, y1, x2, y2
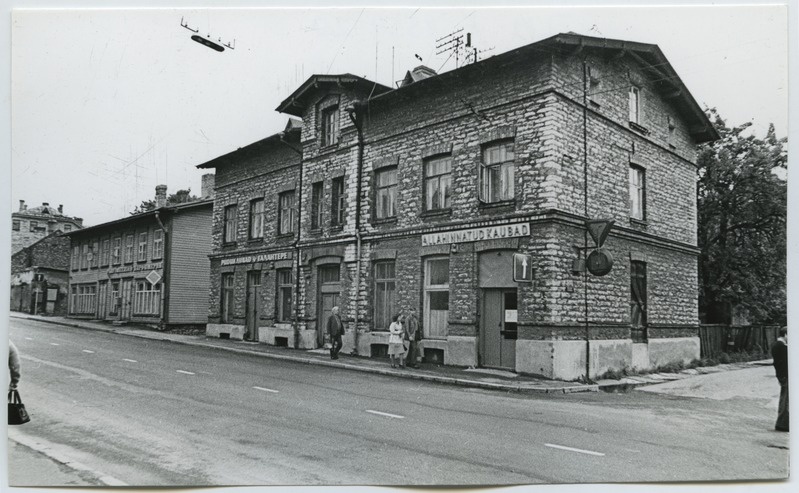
(8, 339, 30, 425)
(9, 339, 20, 390)
(388, 313, 405, 369)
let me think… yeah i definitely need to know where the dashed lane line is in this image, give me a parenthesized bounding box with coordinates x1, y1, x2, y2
(366, 410, 405, 419)
(50, 343, 60, 346)
(176, 370, 195, 375)
(82, 350, 95, 354)
(253, 386, 279, 393)
(544, 443, 605, 457)
(24, 337, 33, 340)
(122, 359, 137, 363)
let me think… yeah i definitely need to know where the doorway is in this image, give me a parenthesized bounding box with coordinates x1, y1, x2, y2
(317, 264, 341, 347)
(120, 278, 133, 321)
(97, 280, 108, 320)
(480, 289, 518, 370)
(245, 270, 262, 341)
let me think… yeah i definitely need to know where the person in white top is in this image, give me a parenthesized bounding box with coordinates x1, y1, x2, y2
(388, 313, 405, 368)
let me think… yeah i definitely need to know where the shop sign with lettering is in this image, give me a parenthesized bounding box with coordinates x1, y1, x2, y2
(220, 251, 293, 266)
(108, 262, 163, 275)
(421, 222, 530, 246)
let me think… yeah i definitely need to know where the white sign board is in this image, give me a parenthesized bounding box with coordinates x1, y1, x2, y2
(421, 222, 530, 246)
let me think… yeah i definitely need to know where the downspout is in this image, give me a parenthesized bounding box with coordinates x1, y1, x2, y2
(582, 59, 591, 382)
(154, 211, 169, 328)
(279, 133, 304, 349)
(347, 101, 365, 356)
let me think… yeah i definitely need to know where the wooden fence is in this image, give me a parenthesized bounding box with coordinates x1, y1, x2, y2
(699, 324, 780, 358)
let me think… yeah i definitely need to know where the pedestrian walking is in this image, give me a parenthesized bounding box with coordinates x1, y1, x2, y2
(404, 308, 420, 369)
(327, 306, 343, 360)
(9, 340, 21, 390)
(771, 326, 789, 432)
(388, 313, 405, 368)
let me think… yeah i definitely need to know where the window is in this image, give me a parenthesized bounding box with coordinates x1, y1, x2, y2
(64, 224, 72, 232)
(81, 244, 89, 269)
(278, 191, 296, 234)
(424, 257, 450, 339)
(629, 165, 646, 220)
(110, 281, 120, 315)
(71, 245, 80, 271)
(249, 198, 265, 239)
(276, 269, 293, 323)
(331, 176, 345, 226)
(90, 241, 99, 268)
(70, 284, 97, 315)
(424, 155, 452, 211)
(29, 221, 38, 232)
(630, 261, 647, 342)
(124, 234, 135, 263)
(100, 239, 110, 266)
(373, 261, 396, 331)
(375, 167, 398, 220)
(321, 105, 340, 147)
(152, 230, 163, 260)
(223, 205, 238, 244)
(480, 140, 515, 203)
(138, 233, 148, 262)
(629, 86, 640, 124)
(133, 280, 160, 316)
(221, 273, 235, 323)
(12, 220, 20, 231)
(310, 182, 323, 230)
(112, 237, 122, 265)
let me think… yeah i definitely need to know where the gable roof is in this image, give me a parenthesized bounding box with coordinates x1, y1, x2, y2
(64, 199, 213, 238)
(276, 74, 392, 117)
(196, 122, 301, 169)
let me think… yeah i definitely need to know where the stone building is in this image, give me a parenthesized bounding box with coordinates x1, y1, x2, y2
(12, 201, 83, 254)
(10, 231, 71, 315)
(64, 183, 214, 329)
(202, 33, 718, 380)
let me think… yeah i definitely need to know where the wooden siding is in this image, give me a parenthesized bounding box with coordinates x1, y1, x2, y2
(167, 205, 213, 324)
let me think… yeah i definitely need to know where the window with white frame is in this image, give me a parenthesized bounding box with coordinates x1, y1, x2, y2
(223, 205, 238, 244)
(71, 245, 80, 271)
(310, 182, 323, 230)
(152, 230, 163, 259)
(100, 239, 110, 266)
(424, 155, 452, 211)
(373, 261, 396, 331)
(321, 105, 340, 147)
(124, 234, 135, 263)
(480, 140, 515, 203)
(112, 237, 122, 265)
(629, 165, 646, 220)
(629, 86, 641, 124)
(375, 167, 398, 220)
(70, 283, 97, 315)
(423, 257, 450, 339)
(81, 244, 89, 269)
(276, 269, 293, 323)
(278, 191, 296, 234)
(331, 176, 345, 227)
(138, 232, 148, 262)
(221, 273, 235, 323)
(133, 279, 160, 316)
(249, 198, 265, 239)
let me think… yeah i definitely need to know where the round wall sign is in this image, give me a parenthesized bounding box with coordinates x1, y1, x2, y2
(587, 248, 614, 276)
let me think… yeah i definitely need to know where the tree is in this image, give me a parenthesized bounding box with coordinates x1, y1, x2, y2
(130, 189, 199, 215)
(697, 110, 787, 325)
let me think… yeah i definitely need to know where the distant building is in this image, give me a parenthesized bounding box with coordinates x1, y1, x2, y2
(12, 201, 83, 254)
(200, 33, 719, 380)
(64, 183, 214, 329)
(10, 231, 71, 315)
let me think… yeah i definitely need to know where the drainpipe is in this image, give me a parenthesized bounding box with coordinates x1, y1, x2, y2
(347, 101, 366, 356)
(279, 133, 304, 350)
(154, 211, 169, 328)
(582, 59, 591, 382)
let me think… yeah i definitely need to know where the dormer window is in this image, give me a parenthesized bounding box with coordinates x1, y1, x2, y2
(321, 105, 340, 147)
(629, 86, 641, 124)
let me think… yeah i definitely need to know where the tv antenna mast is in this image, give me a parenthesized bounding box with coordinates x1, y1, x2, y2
(436, 30, 490, 69)
(181, 16, 236, 52)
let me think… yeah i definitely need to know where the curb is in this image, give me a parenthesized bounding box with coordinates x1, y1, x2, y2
(13, 315, 597, 395)
(8, 430, 128, 486)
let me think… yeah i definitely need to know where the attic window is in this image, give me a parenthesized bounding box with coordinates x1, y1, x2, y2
(321, 105, 340, 147)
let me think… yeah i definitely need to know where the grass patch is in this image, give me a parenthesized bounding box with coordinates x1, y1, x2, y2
(597, 348, 769, 381)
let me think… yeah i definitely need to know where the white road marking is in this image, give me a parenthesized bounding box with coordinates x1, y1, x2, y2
(24, 337, 33, 340)
(544, 443, 605, 457)
(123, 359, 138, 363)
(82, 350, 95, 353)
(50, 343, 60, 346)
(176, 370, 195, 375)
(253, 386, 279, 393)
(366, 410, 405, 419)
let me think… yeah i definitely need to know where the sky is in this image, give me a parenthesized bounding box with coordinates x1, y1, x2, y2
(7, 2, 790, 227)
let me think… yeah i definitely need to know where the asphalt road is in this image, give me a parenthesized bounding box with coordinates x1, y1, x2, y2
(7, 318, 790, 486)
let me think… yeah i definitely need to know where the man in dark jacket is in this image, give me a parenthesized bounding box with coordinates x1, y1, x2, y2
(771, 326, 788, 432)
(327, 306, 343, 360)
(404, 308, 420, 369)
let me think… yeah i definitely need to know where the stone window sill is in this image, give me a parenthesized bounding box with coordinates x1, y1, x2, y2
(276, 233, 295, 240)
(247, 238, 264, 245)
(628, 121, 650, 136)
(372, 217, 398, 226)
(478, 200, 516, 212)
(629, 217, 648, 227)
(420, 208, 452, 219)
(329, 225, 344, 232)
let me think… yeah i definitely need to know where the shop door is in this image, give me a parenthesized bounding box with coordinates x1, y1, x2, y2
(317, 264, 341, 347)
(480, 289, 517, 369)
(120, 278, 133, 321)
(97, 281, 108, 320)
(245, 271, 262, 341)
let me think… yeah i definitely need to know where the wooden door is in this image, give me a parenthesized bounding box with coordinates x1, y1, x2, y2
(317, 264, 341, 347)
(480, 289, 517, 369)
(120, 278, 133, 321)
(97, 281, 108, 320)
(245, 271, 262, 341)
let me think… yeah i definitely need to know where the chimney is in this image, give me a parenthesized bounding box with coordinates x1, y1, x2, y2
(19, 200, 25, 212)
(155, 185, 168, 208)
(58, 204, 63, 214)
(42, 202, 49, 207)
(201, 173, 216, 199)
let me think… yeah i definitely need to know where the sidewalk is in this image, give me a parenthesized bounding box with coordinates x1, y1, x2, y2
(11, 312, 771, 394)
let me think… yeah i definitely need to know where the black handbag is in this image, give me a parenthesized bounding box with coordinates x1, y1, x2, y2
(8, 389, 30, 425)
